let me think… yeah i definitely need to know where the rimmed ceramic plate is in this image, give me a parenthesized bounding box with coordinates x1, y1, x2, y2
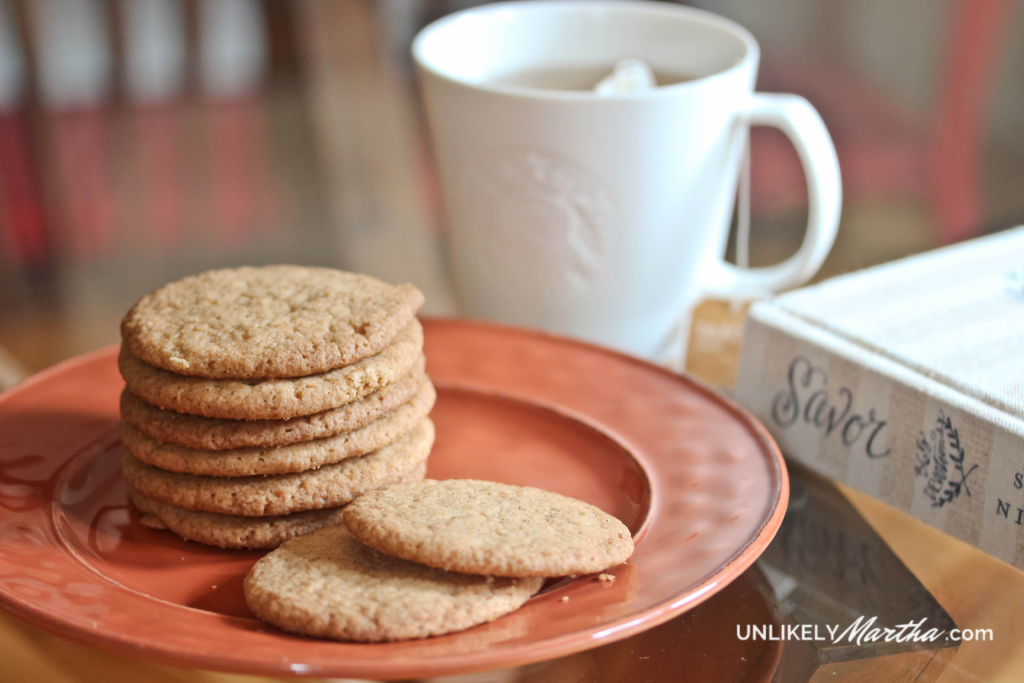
(0, 318, 787, 679)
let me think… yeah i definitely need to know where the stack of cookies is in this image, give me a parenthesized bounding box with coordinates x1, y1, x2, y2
(116, 265, 434, 549)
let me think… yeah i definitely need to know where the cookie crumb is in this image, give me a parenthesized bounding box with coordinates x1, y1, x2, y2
(597, 573, 615, 586)
(559, 595, 569, 603)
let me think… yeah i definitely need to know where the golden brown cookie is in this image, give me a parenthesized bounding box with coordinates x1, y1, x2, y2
(120, 419, 434, 516)
(118, 320, 424, 420)
(119, 362, 428, 450)
(129, 490, 350, 550)
(119, 379, 435, 476)
(343, 479, 634, 577)
(121, 265, 424, 379)
(243, 524, 543, 642)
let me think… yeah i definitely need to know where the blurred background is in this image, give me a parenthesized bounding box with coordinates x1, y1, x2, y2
(1, 0, 1022, 383)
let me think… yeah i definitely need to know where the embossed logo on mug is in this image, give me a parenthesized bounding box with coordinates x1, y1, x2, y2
(470, 148, 616, 307)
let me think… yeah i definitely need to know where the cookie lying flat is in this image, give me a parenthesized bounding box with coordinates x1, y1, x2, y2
(244, 524, 543, 642)
(129, 490, 349, 550)
(120, 380, 436, 476)
(343, 479, 634, 577)
(119, 361, 427, 450)
(121, 419, 434, 516)
(118, 320, 424, 420)
(121, 265, 424, 379)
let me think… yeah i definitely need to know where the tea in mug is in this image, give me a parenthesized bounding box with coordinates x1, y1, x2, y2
(487, 63, 696, 91)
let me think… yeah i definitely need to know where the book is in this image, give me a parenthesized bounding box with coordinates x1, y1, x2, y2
(733, 226, 1024, 571)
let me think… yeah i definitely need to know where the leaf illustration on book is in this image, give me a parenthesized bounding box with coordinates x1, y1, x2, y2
(915, 411, 978, 508)
(914, 433, 932, 477)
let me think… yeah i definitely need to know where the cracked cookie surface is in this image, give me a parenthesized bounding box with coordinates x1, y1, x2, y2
(121, 265, 424, 379)
(121, 419, 434, 516)
(129, 491, 351, 550)
(243, 524, 543, 641)
(120, 379, 435, 476)
(119, 320, 423, 420)
(343, 478, 634, 577)
(120, 362, 428, 450)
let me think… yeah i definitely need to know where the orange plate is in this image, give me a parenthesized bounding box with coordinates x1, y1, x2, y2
(0, 318, 787, 679)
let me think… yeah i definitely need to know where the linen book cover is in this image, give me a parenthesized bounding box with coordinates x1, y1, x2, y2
(734, 226, 1024, 570)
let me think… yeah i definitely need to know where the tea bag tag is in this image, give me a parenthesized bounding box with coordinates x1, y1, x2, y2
(595, 59, 655, 95)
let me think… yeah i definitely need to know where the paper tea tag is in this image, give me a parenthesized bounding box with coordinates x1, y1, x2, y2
(684, 298, 757, 388)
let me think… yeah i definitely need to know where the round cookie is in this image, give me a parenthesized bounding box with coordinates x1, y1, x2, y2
(343, 479, 634, 577)
(120, 361, 428, 450)
(127, 464, 427, 550)
(120, 379, 436, 476)
(121, 265, 424, 379)
(118, 320, 424, 420)
(129, 491, 349, 550)
(243, 524, 543, 642)
(120, 419, 434, 516)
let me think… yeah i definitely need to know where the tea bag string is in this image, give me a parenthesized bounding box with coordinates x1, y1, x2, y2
(595, 58, 752, 313)
(733, 137, 751, 313)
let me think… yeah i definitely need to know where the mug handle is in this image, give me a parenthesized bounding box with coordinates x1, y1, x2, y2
(701, 93, 842, 297)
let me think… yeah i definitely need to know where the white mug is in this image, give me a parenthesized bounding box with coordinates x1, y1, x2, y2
(413, 0, 841, 365)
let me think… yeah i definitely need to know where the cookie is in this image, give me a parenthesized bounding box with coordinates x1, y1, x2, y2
(119, 380, 435, 476)
(118, 319, 424, 420)
(119, 362, 427, 450)
(243, 524, 543, 642)
(120, 419, 434, 516)
(343, 479, 634, 577)
(121, 265, 424, 379)
(127, 463, 427, 549)
(129, 490, 349, 550)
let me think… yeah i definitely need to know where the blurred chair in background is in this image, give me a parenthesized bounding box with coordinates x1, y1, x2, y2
(0, 0, 446, 374)
(0, 0, 336, 372)
(0, 0, 310, 282)
(736, 0, 1019, 246)
(1, 0, 1022, 376)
